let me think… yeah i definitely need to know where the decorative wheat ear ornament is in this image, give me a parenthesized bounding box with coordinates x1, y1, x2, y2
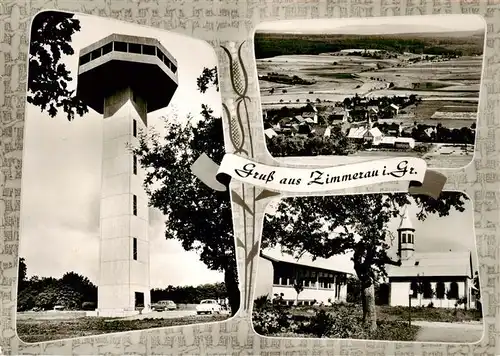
(221, 42, 252, 157)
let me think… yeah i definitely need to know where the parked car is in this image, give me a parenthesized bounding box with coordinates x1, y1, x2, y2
(196, 299, 222, 315)
(151, 300, 177, 312)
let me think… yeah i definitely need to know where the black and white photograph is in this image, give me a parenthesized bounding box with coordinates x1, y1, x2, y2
(17, 11, 239, 343)
(255, 15, 485, 169)
(253, 192, 483, 342)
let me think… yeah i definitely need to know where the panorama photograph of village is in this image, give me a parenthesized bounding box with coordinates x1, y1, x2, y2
(256, 15, 486, 168)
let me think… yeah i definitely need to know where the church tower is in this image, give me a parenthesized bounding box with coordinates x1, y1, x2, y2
(397, 207, 415, 260)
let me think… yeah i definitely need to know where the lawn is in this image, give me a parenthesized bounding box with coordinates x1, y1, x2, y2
(17, 315, 228, 343)
(288, 304, 482, 323)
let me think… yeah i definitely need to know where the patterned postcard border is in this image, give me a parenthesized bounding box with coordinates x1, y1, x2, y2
(0, 0, 499, 355)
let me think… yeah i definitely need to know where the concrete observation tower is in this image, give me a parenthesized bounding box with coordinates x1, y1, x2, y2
(76, 34, 178, 317)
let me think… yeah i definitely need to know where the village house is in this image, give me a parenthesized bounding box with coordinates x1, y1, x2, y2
(394, 137, 416, 149)
(264, 128, 278, 139)
(255, 248, 353, 306)
(367, 105, 380, 119)
(388, 103, 400, 115)
(385, 208, 476, 309)
(328, 107, 349, 122)
(347, 118, 383, 145)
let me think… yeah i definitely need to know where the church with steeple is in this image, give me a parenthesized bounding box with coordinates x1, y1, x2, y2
(385, 208, 476, 309)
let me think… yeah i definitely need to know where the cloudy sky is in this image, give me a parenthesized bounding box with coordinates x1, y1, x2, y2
(265, 192, 478, 271)
(256, 14, 486, 35)
(20, 13, 225, 287)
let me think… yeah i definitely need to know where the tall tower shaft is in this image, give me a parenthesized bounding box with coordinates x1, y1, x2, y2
(77, 34, 178, 317)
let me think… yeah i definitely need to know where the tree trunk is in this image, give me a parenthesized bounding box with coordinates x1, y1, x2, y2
(224, 266, 240, 316)
(362, 283, 377, 334)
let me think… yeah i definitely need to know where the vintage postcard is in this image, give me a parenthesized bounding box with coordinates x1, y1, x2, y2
(0, 2, 497, 356)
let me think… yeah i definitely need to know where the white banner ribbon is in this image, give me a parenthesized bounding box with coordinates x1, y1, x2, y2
(215, 154, 428, 193)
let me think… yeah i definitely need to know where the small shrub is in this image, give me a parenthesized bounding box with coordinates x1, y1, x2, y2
(427, 302, 434, 308)
(307, 309, 334, 338)
(254, 295, 270, 310)
(253, 308, 298, 335)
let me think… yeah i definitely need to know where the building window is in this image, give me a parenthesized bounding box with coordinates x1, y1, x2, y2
(402, 233, 406, 243)
(90, 48, 102, 61)
(102, 42, 113, 55)
(410, 280, 419, 298)
(422, 281, 433, 298)
(129, 43, 142, 54)
(133, 237, 138, 260)
(436, 281, 445, 299)
(133, 195, 137, 216)
(133, 155, 137, 175)
(447, 282, 459, 299)
(133, 119, 137, 137)
(114, 41, 127, 52)
(156, 49, 165, 62)
(143, 44, 156, 55)
(79, 53, 91, 65)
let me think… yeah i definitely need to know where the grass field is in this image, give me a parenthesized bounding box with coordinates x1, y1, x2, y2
(17, 314, 228, 343)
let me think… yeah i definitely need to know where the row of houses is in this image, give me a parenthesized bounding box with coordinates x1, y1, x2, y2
(346, 120, 416, 149)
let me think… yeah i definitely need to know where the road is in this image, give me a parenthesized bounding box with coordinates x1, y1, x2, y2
(413, 321, 484, 343)
(17, 309, 230, 321)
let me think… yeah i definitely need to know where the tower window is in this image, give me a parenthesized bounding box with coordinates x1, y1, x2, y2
(402, 233, 406, 243)
(129, 43, 142, 54)
(156, 49, 165, 62)
(133, 119, 137, 137)
(143, 44, 156, 55)
(133, 195, 137, 216)
(102, 42, 112, 55)
(79, 53, 91, 65)
(133, 237, 138, 260)
(90, 48, 102, 61)
(114, 41, 127, 52)
(133, 155, 137, 175)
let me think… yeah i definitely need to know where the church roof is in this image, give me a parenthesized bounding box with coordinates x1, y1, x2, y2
(398, 207, 414, 230)
(261, 247, 355, 275)
(386, 251, 473, 278)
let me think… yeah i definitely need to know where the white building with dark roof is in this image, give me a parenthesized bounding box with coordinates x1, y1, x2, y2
(386, 208, 476, 309)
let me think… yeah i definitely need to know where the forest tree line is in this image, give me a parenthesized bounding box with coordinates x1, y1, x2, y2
(254, 32, 484, 59)
(17, 258, 228, 311)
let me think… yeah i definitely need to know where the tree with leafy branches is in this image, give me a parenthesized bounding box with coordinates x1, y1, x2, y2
(261, 192, 469, 333)
(131, 67, 241, 316)
(27, 11, 88, 121)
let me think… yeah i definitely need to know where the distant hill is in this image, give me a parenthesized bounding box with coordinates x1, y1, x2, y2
(254, 32, 484, 59)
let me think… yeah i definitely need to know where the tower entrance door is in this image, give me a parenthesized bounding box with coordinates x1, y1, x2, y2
(135, 292, 145, 308)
